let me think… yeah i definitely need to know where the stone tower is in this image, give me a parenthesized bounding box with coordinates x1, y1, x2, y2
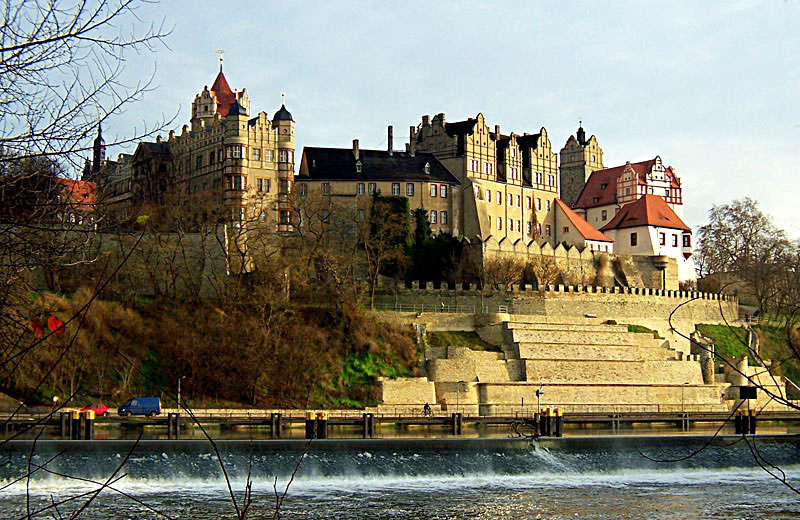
(559, 124, 603, 207)
(272, 95, 295, 202)
(92, 123, 105, 176)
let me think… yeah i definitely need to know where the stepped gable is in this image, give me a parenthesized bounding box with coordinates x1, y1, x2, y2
(601, 194, 690, 232)
(210, 70, 237, 117)
(298, 147, 461, 184)
(574, 158, 681, 209)
(553, 199, 613, 243)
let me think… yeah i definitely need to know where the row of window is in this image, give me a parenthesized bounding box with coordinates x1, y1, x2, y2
(486, 216, 551, 237)
(428, 210, 448, 225)
(191, 147, 291, 170)
(658, 232, 691, 248)
(475, 187, 552, 212)
(320, 182, 449, 198)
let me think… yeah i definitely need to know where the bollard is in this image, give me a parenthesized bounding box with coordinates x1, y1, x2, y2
(554, 408, 563, 438)
(60, 412, 69, 438)
(542, 408, 551, 437)
(167, 412, 174, 439)
(316, 411, 329, 440)
(70, 411, 81, 440)
(173, 412, 181, 440)
(368, 413, 376, 438)
(270, 413, 282, 438)
(362, 413, 371, 439)
(83, 410, 94, 440)
(450, 413, 463, 435)
(748, 410, 757, 435)
(734, 412, 741, 434)
(305, 411, 317, 439)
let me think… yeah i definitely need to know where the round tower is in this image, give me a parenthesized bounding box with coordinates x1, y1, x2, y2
(272, 96, 295, 196)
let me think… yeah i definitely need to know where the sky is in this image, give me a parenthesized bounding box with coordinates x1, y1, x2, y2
(104, 0, 800, 237)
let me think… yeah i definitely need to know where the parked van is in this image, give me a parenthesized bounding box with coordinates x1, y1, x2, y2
(118, 397, 161, 417)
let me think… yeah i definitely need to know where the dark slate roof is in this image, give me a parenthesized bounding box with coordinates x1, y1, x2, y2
(444, 118, 477, 137)
(272, 104, 293, 122)
(141, 141, 170, 155)
(298, 147, 461, 184)
(227, 100, 244, 116)
(515, 133, 541, 150)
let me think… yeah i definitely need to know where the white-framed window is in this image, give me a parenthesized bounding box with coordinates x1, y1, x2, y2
(430, 184, 437, 197)
(510, 167, 518, 180)
(516, 195, 521, 207)
(526, 196, 532, 209)
(368, 183, 376, 195)
(672, 234, 678, 247)
(483, 162, 489, 174)
(253, 148, 261, 161)
(407, 183, 414, 196)
(299, 183, 307, 196)
(547, 174, 555, 187)
(322, 182, 330, 195)
(233, 176, 244, 190)
(279, 150, 291, 163)
(430, 210, 438, 224)
(497, 217, 502, 230)
(392, 183, 400, 196)
(357, 183, 365, 195)
(265, 150, 273, 162)
(440, 185, 447, 198)
(441, 211, 447, 225)
(535, 172, 542, 184)
(257, 178, 270, 193)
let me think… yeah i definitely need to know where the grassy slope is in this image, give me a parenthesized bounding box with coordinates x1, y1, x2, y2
(426, 331, 501, 352)
(696, 324, 758, 365)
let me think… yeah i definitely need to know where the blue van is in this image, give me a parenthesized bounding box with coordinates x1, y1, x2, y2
(118, 397, 161, 417)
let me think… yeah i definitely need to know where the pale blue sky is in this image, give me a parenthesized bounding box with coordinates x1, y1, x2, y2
(106, 0, 800, 236)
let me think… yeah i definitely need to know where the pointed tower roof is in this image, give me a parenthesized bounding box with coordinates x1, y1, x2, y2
(210, 70, 236, 117)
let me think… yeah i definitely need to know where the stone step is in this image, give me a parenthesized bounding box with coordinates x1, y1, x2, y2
(425, 358, 524, 383)
(514, 343, 678, 362)
(506, 323, 630, 333)
(521, 359, 703, 385)
(477, 382, 727, 414)
(510, 330, 641, 346)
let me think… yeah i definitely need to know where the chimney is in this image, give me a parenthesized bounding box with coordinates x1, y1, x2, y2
(422, 115, 430, 126)
(353, 139, 360, 160)
(388, 125, 393, 155)
(409, 126, 416, 157)
(495, 124, 500, 138)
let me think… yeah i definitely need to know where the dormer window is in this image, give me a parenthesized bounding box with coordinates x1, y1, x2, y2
(356, 160, 362, 173)
(424, 162, 431, 175)
(593, 197, 601, 203)
(600, 183, 608, 190)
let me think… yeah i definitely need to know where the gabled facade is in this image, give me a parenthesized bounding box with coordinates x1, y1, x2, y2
(573, 156, 683, 230)
(553, 199, 613, 253)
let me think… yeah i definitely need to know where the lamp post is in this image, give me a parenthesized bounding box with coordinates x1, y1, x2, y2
(177, 375, 186, 410)
(536, 383, 544, 414)
(456, 380, 465, 415)
(681, 381, 689, 414)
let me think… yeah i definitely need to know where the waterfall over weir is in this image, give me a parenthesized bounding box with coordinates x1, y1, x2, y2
(2, 436, 800, 519)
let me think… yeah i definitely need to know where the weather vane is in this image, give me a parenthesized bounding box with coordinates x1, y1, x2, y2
(215, 49, 224, 71)
(281, 92, 285, 106)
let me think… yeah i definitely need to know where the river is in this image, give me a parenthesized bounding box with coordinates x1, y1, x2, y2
(1, 436, 799, 519)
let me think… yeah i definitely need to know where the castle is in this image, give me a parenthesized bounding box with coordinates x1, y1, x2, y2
(87, 63, 696, 286)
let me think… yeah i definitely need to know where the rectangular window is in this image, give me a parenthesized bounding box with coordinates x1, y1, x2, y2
(300, 183, 307, 196)
(497, 217, 502, 230)
(440, 184, 447, 198)
(392, 183, 400, 196)
(265, 150, 273, 161)
(253, 148, 261, 161)
(196, 155, 203, 169)
(659, 232, 665, 246)
(508, 193, 513, 206)
(526, 196, 532, 209)
(535, 172, 542, 184)
(474, 185, 481, 198)
(545, 224, 551, 236)
(321, 209, 329, 223)
(322, 182, 330, 195)
(430, 210, 437, 224)
(486, 189, 491, 202)
(516, 195, 521, 207)
(279, 150, 289, 163)
(226, 177, 232, 190)
(672, 234, 678, 247)
(483, 162, 489, 174)
(441, 211, 447, 225)
(209, 151, 215, 164)
(547, 174, 555, 187)
(257, 179, 264, 192)
(369, 183, 376, 195)
(683, 235, 691, 248)
(280, 180, 289, 193)
(546, 200, 551, 211)
(234, 176, 243, 190)
(357, 209, 365, 221)
(516, 220, 521, 232)
(508, 218, 513, 230)
(527, 222, 532, 235)
(630, 232, 638, 246)
(217, 150, 223, 163)
(357, 183, 365, 195)
(488, 163, 493, 175)
(430, 184, 437, 197)
(601, 210, 607, 220)
(496, 192, 501, 204)
(563, 226, 569, 234)
(279, 211, 290, 224)
(536, 198, 542, 211)
(407, 183, 415, 196)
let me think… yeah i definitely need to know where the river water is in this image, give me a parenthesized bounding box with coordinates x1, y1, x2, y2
(1, 437, 799, 519)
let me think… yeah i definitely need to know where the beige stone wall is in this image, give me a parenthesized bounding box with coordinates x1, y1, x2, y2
(379, 377, 436, 405)
(516, 343, 675, 362)
(522, 359, 703, 385)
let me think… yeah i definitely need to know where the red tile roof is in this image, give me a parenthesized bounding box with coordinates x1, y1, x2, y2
(600, 194, 690, 232)
(55, 178, 96, 209)
(574, 158, 680, 209)
(210, 71, 236, 117)
(554, 199, 614, 243)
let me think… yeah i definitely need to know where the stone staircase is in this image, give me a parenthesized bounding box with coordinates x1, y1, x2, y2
(379, 315, 733, 415)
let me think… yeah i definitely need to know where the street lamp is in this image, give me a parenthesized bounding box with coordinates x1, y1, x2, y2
(456, 380, 465, 415)
(177, 375, 187, 410)
(536, 383, 544, 414)
(681, 381, 689, 414)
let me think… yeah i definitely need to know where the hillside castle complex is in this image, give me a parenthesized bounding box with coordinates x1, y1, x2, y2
(85, 64, 696, 287)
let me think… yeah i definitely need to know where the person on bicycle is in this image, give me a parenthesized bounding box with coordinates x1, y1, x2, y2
(423, 402, 432, 416)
